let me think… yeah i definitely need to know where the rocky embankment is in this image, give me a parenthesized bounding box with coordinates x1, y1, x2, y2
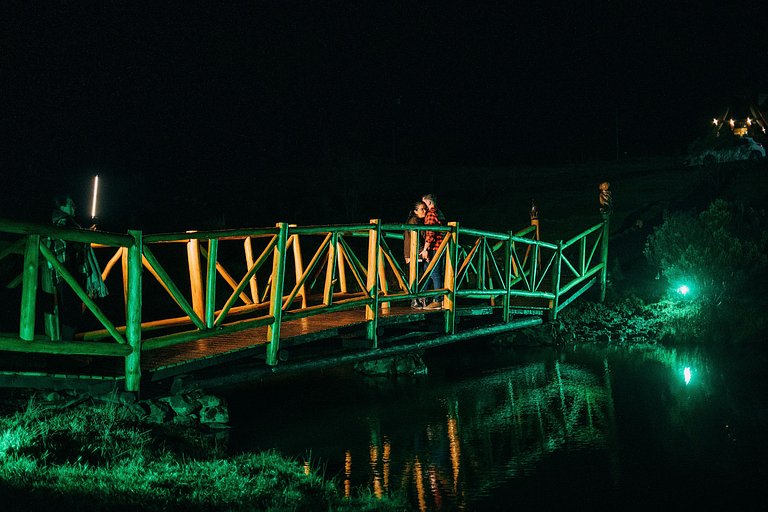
(3, 388, 230, 429)
(493, 298, 668, 347)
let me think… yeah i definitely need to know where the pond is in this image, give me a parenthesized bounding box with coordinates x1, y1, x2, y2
(223, 340, 768, 509)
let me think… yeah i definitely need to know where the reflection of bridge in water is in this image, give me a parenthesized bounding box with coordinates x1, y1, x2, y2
(359, 360, 618, 510)
(0, 197, 609, 392)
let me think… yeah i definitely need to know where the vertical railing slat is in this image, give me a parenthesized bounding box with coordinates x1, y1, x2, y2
(408, 223, 419, 295)
(324, 232, 338, 306)
(366, 219, 381, 347)
(125, 230, 143, 392)
(187, 236, 204, 320)
(444, 222, 459, 334)
(121, 247, 129, 305)
(478, 236, 487, 291)
(503, 232, 513, 322)
(600, 217, 610, 302)
(550, 240, 563, 320)
(205, 238, 218, 328)
(530, 244, 539, 291)
(19, 235, 40, 341)
(244, 236, 260, 304)
(266, 223, 289, 365)
(336, 235, 347, 294)
(377, 248, 390, 312)
(290, 228, 308, 308)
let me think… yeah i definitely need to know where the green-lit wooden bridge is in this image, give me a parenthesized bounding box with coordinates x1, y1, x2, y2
(0, 205, 609, 393)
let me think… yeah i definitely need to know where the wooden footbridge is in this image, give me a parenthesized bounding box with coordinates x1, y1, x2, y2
(0, 204, 609, 393)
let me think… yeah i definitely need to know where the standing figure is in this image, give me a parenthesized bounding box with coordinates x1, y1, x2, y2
(419, 193, 446, 309)
(49, 194, 107, 341)
(404, 200, 427, 308)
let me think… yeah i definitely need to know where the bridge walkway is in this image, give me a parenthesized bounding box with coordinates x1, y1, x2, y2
(1, 301, 548, 391)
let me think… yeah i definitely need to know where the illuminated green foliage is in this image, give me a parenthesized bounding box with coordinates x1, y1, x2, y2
(644, 199, 768, 300)
(637, 199, 768, 342)
(0, 397, 407, 510)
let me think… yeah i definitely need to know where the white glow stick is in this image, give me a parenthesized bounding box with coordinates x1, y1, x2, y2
(91, 175, 99, 219)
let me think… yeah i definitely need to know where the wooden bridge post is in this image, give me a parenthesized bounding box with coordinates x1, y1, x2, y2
(205, 238, 218, 328)
(378, 248, 390, 312)
(243, 237, 260, 304)
(530, 243, 539, 290)
(125, 230, 143, 393)
(599, 182, 612, 302)
(19, 234, 40, 341)
(120, 247, 129, 305)
(444, 222, 459, 334)
(503, 231, 513, 322)
(478, 236, 487, 291)
(324, 232, 338, 306)
(186, 234, 204, 320)
(599, 217, 610, 302)
(335, 236, 347, 294)
(408, 221, 419, 296)
(267, 223, 289, 365)
(550, 240, 563, 320)
(365, 219, 381, 347)
(289, 226, 308, 308)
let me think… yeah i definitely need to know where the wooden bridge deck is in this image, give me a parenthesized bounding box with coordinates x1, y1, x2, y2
(0, 301, 548, 391)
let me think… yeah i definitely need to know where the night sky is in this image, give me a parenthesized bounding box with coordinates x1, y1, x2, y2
(1, 2, 766, 229)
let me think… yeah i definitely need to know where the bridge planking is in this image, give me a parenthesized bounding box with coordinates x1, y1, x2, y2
(0, 300, 549, 391)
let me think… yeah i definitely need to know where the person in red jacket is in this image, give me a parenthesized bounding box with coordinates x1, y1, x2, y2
(418, 193, 445, 309)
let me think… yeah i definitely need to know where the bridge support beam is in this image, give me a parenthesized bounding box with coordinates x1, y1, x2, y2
(125, 230, 143, 393)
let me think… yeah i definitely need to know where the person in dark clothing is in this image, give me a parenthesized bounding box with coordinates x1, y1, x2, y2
(404, 200, 427, 308)
(48, 194, 106, 341)
(419, 193, 446, 309)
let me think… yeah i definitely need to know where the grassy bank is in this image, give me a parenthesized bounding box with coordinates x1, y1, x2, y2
(0, 396, 408, 511)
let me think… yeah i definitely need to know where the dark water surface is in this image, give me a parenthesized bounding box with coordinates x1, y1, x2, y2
(223, 341, 768, 509)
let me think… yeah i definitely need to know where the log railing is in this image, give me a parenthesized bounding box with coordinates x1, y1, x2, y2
(0, 214, 608, 392)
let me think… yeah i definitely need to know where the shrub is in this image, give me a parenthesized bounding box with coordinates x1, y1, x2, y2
(644, 199, 768, 342)
(644, 199, 768, 301)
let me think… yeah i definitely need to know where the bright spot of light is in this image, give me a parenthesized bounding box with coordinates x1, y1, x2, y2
(684, 367, 692, 385)
(677, 285, 690, 296)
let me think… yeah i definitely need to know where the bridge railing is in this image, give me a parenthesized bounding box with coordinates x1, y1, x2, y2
(0, 218, 143, 387)
(0, 214, 608, 392)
